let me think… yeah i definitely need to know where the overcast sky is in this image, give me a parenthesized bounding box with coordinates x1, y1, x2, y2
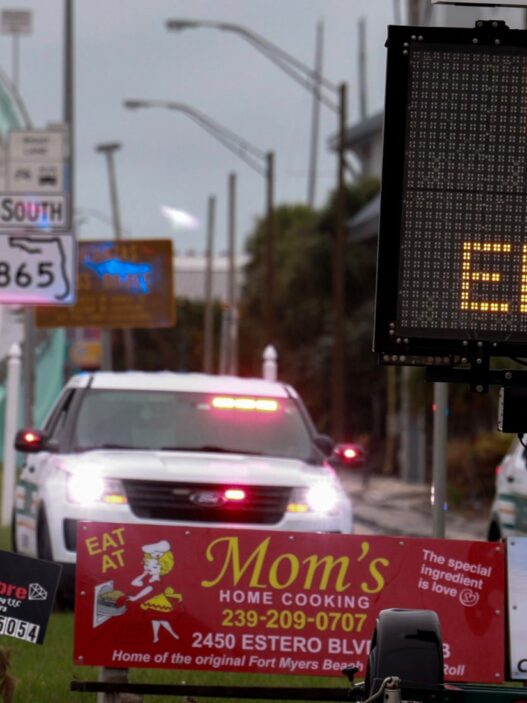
(0, 0, 405, 255)
(0, 1, 523, 256)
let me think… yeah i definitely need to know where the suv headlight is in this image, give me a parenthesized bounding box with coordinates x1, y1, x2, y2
(67, 473, 127, 505)
(287, 483, 340, 515)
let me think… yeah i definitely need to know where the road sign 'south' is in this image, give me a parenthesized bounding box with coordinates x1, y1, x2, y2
(0, 193, 69, 229)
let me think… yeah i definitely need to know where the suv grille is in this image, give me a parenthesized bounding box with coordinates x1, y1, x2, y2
(122, 480, 292, 524)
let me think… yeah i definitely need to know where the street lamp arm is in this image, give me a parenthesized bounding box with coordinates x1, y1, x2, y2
(183, 110, 267, 176)
(123, 99, 267, 177)
(166, 18, 339, 98)
(243, 37, 338, 112)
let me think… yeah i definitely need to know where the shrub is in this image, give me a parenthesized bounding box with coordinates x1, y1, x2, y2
(447, 432, 514, 508)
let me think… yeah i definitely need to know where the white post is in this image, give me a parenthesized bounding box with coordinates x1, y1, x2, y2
(2, 343, 22, 527)
(262, 345, 278, 381)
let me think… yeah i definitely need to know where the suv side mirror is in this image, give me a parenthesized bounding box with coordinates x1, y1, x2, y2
(14, 428, 49, 453)
(313, 434, 334, 457)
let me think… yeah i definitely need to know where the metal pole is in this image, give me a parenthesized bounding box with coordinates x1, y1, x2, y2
(12, 33, 19, 92)
(218, 307, 229, 375)
(2, 344, 21, 526)
(383, 365, 397, 475)
(358, 18, 367, 120)
(399, 366, 411, 482)
(203, 195, 215, 374)
(432, 382, 448, 538)
(64, 0, 74, 223)
(21, 0, 74, 428)
(105, 148, 123, 241)
(264, 151, 275, 346)
(227, 172, 237, 375)
(22, 312, 35, 427)
(331, 83, 347, 441)
(307, 20, 323, 208)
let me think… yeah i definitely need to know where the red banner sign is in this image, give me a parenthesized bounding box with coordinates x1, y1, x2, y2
(73, 525, 505, 682)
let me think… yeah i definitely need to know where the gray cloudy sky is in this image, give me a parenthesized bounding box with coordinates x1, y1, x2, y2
(0, 0, 404, 255)
(0, 2, 524, 255)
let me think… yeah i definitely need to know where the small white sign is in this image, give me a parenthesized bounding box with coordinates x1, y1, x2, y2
(0, 194, 69, 229)
(8, 130, 63, 163)
(1, 10, 32, 35)
(7, 162, 63, 193)
(0, 233, 76, 304)
(507, 538, 527, 679)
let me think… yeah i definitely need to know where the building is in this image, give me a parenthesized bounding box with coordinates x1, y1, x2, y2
(173, 252, 249, 303)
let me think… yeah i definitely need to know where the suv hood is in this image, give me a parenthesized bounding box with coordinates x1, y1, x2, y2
(60, 449, 336, 488)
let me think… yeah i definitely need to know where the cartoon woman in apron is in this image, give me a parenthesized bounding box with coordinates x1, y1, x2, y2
(128, 539, 183, 643)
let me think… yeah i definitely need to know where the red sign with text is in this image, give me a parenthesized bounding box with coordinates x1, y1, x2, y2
(73, 525, 505, 682)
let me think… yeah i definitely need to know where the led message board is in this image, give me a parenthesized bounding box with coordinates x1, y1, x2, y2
(374, 23, 527, 362)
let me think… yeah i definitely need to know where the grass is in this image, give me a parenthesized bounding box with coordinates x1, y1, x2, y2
(0, 523, 348, 702)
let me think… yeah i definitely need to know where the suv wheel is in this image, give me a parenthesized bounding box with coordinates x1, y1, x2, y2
(37, 510, 53, 561)
(38, 509, 74, 609)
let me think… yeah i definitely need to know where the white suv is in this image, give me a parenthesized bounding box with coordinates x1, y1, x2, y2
(488, 437, 527, 540)
(13, 372, 353, 602)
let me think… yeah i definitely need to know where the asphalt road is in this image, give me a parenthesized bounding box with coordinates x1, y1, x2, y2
(340, 471, 489, 540)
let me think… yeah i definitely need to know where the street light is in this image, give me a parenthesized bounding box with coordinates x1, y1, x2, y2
(95, 141, 135, 371)
(123, 98, 275, 350)
(166, 19, 348, 440)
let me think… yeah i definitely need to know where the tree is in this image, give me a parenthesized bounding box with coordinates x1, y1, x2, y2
(239, 176, 381, 437)
(114, 299, 224, 373)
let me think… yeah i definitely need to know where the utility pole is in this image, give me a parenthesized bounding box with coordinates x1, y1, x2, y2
(358, 17, 368, 121)
(331, 83, 347, 442)
(203, 195, 215, 374)
(227, 172, 237, 375)
(307, 20, 323, 208)
(265, 152, 274, 346)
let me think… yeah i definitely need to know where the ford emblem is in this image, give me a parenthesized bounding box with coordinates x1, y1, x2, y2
(189, 490, 225, 506)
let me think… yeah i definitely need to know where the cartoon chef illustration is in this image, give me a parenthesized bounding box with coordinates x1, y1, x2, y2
(128, 539, 183, 643)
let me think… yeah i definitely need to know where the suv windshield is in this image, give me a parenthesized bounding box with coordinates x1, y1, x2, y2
(73, 389, 314, 461)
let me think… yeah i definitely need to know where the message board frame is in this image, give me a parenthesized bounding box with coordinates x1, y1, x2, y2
(374, 22, 527, 365)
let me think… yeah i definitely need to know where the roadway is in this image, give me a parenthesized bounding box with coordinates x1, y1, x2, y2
(340, 471, 489, 540)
